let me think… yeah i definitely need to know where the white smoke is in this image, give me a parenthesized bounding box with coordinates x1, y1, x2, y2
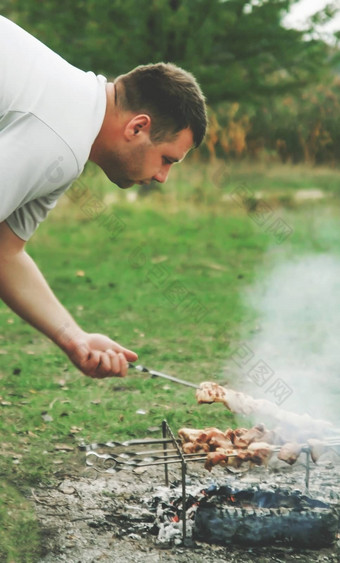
(232, 254, 340, 426)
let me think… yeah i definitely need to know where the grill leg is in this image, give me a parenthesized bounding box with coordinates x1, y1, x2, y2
(181, 460, 187, 542)
(305, 450, 310, 492)
(162, 420, 169, 487)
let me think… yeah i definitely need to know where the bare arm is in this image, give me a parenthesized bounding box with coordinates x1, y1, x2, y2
(0, 221, 137, 378)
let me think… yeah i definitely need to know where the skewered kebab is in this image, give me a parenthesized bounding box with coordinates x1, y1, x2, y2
(130, 363, 339, 439)
(179, 424, 277, 471)
(128, 364, 340, 471)
(196, 381, 335, 439)
(178, 424, 339, 472)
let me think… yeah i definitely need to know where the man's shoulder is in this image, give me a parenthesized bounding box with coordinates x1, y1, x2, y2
(0, 110, 80, 196)
(0, 17, 107, 169)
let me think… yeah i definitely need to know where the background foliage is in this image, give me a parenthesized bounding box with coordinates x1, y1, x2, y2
(2, 0, 340, 163)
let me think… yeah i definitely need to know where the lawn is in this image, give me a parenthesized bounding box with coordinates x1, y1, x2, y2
(0, 160, 340, 560)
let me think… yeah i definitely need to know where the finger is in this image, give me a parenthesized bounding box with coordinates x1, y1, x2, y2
(107, 350, 128, 377)
(118, 352, 128, 377)
(85, 351, 124, 379)
(122, 348, 138, 362)
(109, 343, 138, 362)
(97, 352, 114, 377)
(82, 350, 102, 377)
(106, 349, 120, 376)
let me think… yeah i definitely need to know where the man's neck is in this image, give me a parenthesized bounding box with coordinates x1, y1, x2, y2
(89, 82, 116, 164)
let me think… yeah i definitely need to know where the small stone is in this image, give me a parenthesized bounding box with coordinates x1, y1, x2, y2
(133, 467, 148, 475)
(55, 444, 74, 451)
(59, 485, 76, 495)
(128, 533, 141, 540)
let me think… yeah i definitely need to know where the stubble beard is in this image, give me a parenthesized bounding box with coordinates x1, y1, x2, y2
(100, 144, 149, 189)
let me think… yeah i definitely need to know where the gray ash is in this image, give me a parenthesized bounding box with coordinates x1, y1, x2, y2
(149, 471, 339, 548)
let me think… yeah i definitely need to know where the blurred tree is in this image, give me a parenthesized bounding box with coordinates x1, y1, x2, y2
(3, 0, 339, 163)
(3, 0, 334, 104)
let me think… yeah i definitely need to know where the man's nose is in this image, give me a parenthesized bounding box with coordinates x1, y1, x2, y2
(153, 166, 170, 184)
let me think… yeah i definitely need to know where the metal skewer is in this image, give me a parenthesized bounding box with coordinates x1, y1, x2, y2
(85, 450, 207, 469)
(85, 441, 340, 471)
(129, 363, 199, 388)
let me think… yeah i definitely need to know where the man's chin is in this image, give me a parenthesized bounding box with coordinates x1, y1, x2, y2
(114, 179, 136, 189)
(116, 179, 151, 189)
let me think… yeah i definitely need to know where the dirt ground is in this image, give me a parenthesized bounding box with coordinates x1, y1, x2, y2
(30, 448, 340, 563)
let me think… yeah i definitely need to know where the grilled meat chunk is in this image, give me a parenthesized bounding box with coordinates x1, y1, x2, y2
(277, 442, 302, 465)
(307, 438, 328, 463)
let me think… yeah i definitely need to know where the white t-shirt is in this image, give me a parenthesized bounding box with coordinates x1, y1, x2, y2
(0, 16, 107, 240)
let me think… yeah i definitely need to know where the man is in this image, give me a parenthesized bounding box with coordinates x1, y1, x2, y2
(0, 16, 207, 379)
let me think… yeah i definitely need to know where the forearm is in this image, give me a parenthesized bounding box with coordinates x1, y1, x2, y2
(0, 248, 83, 349)
(0, 221, 137, 377)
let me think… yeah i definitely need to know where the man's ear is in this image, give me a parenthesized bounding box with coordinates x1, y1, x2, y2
(124, 114, 151, 141)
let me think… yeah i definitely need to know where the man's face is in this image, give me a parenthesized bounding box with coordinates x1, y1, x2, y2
(98, 127, 194, 189)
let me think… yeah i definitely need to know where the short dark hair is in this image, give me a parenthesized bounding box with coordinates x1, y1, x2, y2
(116, 63, 207, 147)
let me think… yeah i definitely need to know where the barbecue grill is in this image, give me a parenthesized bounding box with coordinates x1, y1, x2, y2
(82, 363, 340, 548)
(83, 420, 340, 547)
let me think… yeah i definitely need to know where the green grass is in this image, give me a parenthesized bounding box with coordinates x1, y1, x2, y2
(0, 482, 42, 562)
(0, 160, 340, 559)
